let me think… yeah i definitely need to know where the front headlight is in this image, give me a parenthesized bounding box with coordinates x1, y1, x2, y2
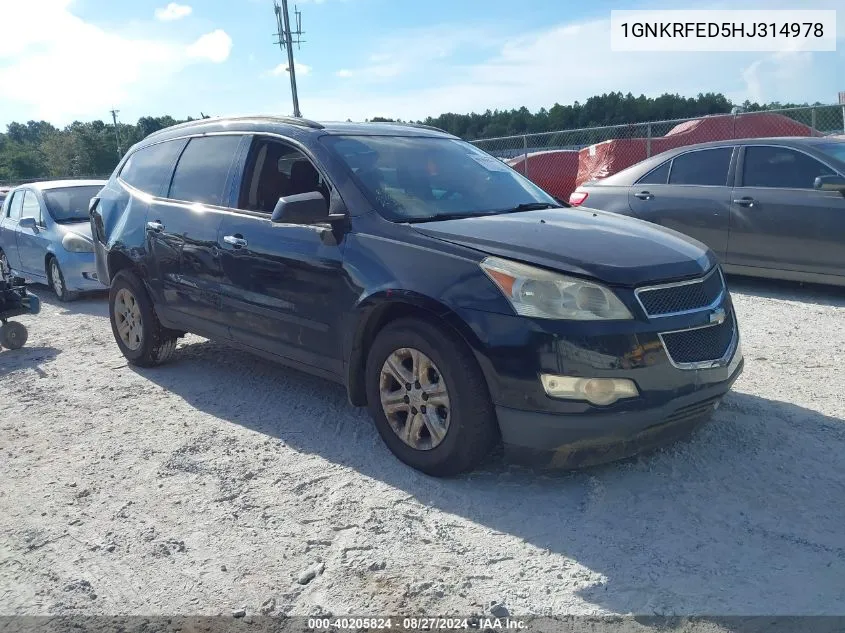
(62, 233, 94, 253)
(480, 256, 633, 320)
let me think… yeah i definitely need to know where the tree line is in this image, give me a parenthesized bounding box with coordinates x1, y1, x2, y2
(0, 92, 822, 183)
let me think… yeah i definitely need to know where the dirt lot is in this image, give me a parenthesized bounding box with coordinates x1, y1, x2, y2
(1, 278, 844, 617)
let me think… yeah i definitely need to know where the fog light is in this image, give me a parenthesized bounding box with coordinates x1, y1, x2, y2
(540, 374, 639, 406)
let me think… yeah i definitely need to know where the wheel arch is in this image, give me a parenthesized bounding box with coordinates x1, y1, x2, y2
(345, 291, 491, 408)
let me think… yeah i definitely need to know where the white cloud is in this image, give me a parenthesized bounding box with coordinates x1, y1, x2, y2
(187, 29, 232, 63)
(0, 1, 232, 124)
(336, 69, 353, 78)
(270, 61, 311, 77)
(154, 2, 192, 22)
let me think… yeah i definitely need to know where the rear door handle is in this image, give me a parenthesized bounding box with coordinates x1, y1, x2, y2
(223, 235, 248, 248)
(733, 197, 756, 207)
(634, 191, 654, 200)
(146, 221, 165, 232)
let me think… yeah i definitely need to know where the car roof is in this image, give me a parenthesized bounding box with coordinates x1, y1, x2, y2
(12, 180, 107, 191)
(141, 115, 458, 145)
(652, 136, 841, 153)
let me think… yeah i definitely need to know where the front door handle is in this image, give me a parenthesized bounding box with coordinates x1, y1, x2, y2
(146, 221, 165, 232)
(733, 197, 757, 207)
(223, 235, 248, 248)
(634, 191, 654, 200)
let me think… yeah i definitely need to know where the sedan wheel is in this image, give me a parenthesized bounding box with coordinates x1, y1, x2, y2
(379, 347, 451, 450)
(114, 287, 144, 351)
(50, 259, 64, 297)
(0, 251, 9, 278)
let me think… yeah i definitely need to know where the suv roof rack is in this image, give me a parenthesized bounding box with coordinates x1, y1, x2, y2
(147, 115, 325, 138)
(371, 121, 450, 134)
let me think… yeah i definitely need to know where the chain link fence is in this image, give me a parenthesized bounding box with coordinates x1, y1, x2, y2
(471, 104, 845, 202)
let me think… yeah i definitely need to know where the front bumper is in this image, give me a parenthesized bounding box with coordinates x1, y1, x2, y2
(452, 298, 744, 469)
(56, 251, 106, 292)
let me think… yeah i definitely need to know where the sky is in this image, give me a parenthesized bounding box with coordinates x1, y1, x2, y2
(0, 0, 843, 128)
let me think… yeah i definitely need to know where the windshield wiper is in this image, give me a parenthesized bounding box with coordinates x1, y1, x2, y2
(405, 202, 565, 224)
(495, 202, 565, 213)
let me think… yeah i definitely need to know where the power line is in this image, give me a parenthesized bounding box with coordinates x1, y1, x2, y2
(273, 0, 305, 118)
(109, 109, 123, 158)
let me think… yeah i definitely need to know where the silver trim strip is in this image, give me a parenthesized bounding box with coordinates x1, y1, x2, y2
(635, 266, 725, 318)
(658, 314, 738, 370)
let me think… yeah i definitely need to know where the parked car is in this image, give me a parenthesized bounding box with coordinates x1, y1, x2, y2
(0, 187, 10, 208)
(0, 180, 107, 301)
(92, 116, 743, 476)
(570, 137, 845, 286)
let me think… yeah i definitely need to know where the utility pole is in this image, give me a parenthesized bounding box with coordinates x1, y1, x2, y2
(273, 0, 305, 117)
(109, 109, 123, 158)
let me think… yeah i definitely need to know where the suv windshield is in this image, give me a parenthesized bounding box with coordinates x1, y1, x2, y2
(322, 135, 559, 222)
(43, 185, 102, 223)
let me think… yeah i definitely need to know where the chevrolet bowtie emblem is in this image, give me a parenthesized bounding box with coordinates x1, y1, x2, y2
(709, 308, 726, 325)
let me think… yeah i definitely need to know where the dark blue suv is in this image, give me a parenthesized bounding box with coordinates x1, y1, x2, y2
(91, 116, 743, 476)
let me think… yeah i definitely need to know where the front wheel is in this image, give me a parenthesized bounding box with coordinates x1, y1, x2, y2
(0, 321, 28, 350)
(365, 317, 498, 476)
(108, 270, 177, 367)
(48, 257, 78, 302)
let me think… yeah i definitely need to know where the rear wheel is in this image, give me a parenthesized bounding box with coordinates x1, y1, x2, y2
(365, 317, 498, 476)
(47, 256, 78, 302)
(0, 321, 28, 350)
(0, 250, 9, 278)
(108, 270, 177, 367)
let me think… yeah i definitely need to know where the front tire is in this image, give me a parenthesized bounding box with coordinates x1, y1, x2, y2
(365, 317, 498, 476)
(0, 321, 28, 350)
(109, 270, 177, 367)
(47, 256, 78, 302)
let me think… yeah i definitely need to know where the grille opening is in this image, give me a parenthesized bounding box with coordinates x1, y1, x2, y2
(661, 312, 735, 366)
(637, 268, 724, 317)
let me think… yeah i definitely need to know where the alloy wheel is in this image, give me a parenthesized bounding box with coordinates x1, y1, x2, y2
(50, 260, 64, 297)
(114, 288, 143, 351)
(379, 347, 451, 450)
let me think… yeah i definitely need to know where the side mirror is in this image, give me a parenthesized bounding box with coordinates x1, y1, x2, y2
(814, 174, 845, 193)
(19, 217, 38, 231)
(270, 191, 330, 224)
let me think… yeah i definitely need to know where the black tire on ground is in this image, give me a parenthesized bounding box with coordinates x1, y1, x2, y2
(0, 321, 28, 350)
(365, 317, 499, 476)
(109, 269, 177, 367)
(47, 256, 78, 302)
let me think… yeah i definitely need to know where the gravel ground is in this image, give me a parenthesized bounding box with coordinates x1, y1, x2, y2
(1, 277, 844, 617)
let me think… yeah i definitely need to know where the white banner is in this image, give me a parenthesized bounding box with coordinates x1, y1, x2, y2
(610, 10, 837, 52)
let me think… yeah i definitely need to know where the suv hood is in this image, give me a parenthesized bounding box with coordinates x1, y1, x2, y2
(411, 207, 716, 287)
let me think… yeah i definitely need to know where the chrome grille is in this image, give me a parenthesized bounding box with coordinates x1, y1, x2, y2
(660, 311, 736, 368)
(636, 267, 725, 318)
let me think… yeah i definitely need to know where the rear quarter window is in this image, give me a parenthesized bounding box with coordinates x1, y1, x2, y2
(120, 139, 187, 196)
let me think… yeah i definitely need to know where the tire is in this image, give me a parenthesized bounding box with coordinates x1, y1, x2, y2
(47, 256, 78, 302)
(0, 250, 9, 278)
(365, 317, 498, 476)
(108, 269, 177, 367)
(0, 321, 28, 350)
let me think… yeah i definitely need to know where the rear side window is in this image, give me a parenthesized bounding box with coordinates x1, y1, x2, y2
(7, 191, 24, 220)
(742, 146, 836, 189)
(637, 161, 670, 185)
(120, 140, 186, 195)
(668, 148, 733, 186)
(168, 135, 242, 207)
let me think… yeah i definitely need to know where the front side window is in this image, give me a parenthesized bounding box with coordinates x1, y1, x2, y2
(742, 146, 836, 189)
(668, 148, 733, 186)
(238, 137, 330, 213)
(120, 139, 186, 195)
(43, 186, 104, 223)
(168, 135, 242, 206)
(21, 191, 41, 222)
(322, 135, 557, 222)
